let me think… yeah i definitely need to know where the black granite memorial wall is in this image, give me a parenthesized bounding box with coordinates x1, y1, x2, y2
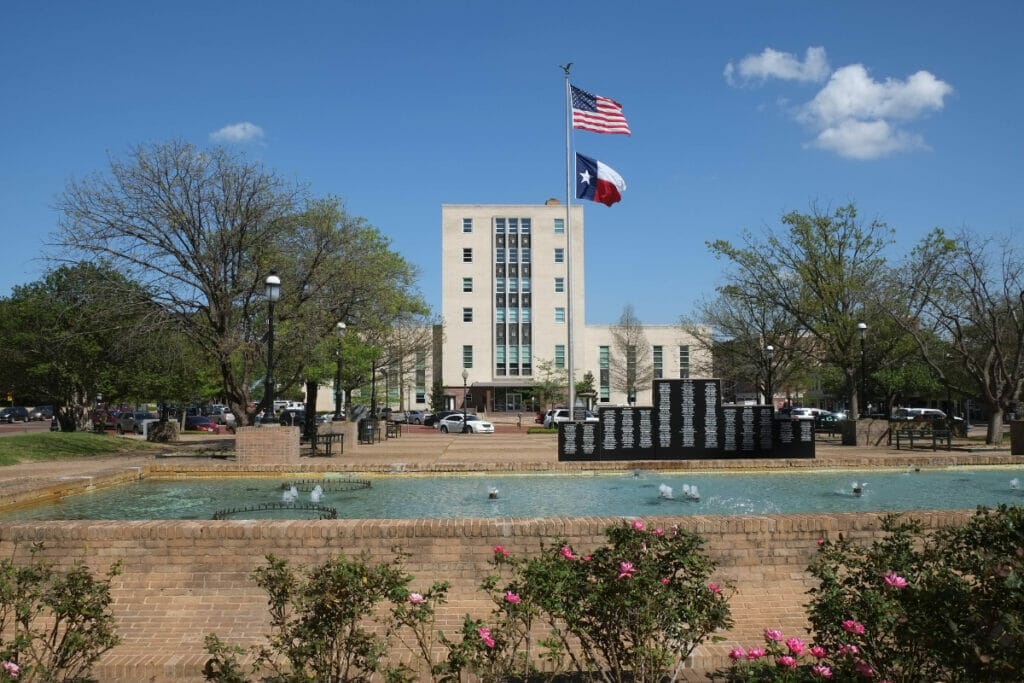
(558, 378, 815, 461)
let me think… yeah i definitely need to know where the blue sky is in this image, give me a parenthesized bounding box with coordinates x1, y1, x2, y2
(2, 1, 1022, 324)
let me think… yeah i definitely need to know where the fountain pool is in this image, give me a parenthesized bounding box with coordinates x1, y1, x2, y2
(1, 467, 1022, 521)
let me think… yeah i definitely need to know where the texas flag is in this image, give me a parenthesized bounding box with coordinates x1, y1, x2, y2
(575, 153, 626, 207)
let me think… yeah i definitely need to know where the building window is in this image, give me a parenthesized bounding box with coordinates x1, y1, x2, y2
(509, 345, 519, 375)
(496, 345, 506, 375)
(463, 248, 472, 263)
(653, 345, 663, 379)
(555, 307, 565, 323)
(509, 248, 518, 263)
(509, 277, 518, 292)
(521, 218, 531, 234)
(521, 308, 531, 322)
(521, 277, 531, 293)
(521, 344, 531, 375)
(508, 218, 518, 234)
(599, 345, 610, 401)
(463, 307, 473, 322)
(555, 344, 565, 369)
(496, 308, 506, 323)
(462, 218, 473, 233)
(554, 277, 564, 293)
(495, 277, 505, 293)
(495, 218, 505, 234)
(554, 218, 564, 234)
(415, 352, 426, 403)
(522, 248, 531, 263)
(496, 247, 505, 262)
(509, 307, 519, 323)
(679, 345, 690, 379)
(463, 345, 473, 368)
(554, 248, 564, 263)
(462, 277, 473, 292)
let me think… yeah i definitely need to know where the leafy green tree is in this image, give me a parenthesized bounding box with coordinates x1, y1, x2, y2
(0, 263, 203, 430)
(708, 203, 894, 423)
(532, 358, 567, 410)
(891, 229, 1024, 443)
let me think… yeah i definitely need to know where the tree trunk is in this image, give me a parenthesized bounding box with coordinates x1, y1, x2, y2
(304, 380, 319, 441)
(986, 408, 1004, 445)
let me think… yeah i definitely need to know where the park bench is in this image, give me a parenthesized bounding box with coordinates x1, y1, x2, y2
(386, 421, 402, 439)
(300, 431, 344, 457)
(894, 426, 951, 451)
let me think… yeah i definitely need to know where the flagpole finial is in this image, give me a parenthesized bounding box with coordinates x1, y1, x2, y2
(560, 62, 573, 75)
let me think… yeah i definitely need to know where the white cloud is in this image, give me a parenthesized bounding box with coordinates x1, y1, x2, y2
(209, 122, 265, 144)
(724, 46, 830, 86)
(808, 119, 927, 160)
(725, 47, 954, 160)
(801, 65, 953, 128)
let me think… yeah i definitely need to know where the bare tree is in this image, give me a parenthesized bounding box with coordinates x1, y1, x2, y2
(683, 288, 806, 406)
(891, 229, 1024, 444)
(610, 305, 653, 404)
(380, 315, 439, 410)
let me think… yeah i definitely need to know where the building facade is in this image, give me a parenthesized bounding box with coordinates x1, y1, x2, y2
(441, 201, 709, 412)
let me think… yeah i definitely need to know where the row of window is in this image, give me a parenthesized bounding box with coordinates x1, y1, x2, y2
(462, 217, 565, 234)
(462, 247, 565, 264)
(461, 307, 564, 323)
(462, 277, 565, 293)
(461, 344, 692, 381)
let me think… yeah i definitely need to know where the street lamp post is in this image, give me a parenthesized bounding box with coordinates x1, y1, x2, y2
(857, 322, 867, 418)
(462, 368, 469, 434)
(334, 322, 346, 420)
(765, 345, 774, 410)
(264, 271, 281, 420)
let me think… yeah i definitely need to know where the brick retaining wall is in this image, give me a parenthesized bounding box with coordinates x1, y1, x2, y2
(0, 509, 975, 682)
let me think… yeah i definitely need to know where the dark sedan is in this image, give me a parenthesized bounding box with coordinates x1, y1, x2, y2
(184, 415, 218, 433)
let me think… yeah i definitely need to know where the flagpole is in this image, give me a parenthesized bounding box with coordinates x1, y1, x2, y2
(561, 63, 576, 422)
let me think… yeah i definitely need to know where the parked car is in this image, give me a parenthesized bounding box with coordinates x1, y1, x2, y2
(278, 409, 306, 427)
(117, 411, 158, 435)
(207, 404, 237, 427)
(0, 407, 30, 423)
(437, 413, 494, 434)
(29, 405, 53, 421)
(184, 415, 218, 433)
(404, 410, 427, 425)
(775, 407, 821, 421)
(894, 407, 947, 422)
(425, 410, 459, 427)
(543, 408, 599, 429)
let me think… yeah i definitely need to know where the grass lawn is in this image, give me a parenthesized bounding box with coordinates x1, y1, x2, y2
(0, 432, 162, 466)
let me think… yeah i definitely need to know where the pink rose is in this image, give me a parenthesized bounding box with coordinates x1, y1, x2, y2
(652, 528, 664, 536)
(632, 519, 645, 531)
(838, 643, 859, 655)
(728, 647, 746, 660)
(493, 545, 508, 558)
(504, 591, 521, 604)
(842, 620, 865, 635)
(746, 647, 765, 660)
(883, 571, 908, 589)
(764, 628, 784, 642)
(817, 537, 825, 546)
(810, 645, 827, 658)
(708, 582, 722, 594)
(777, 655, 797, 669)
(582, 555, 592, 562)
(2, 661, 18, 678)
(618, 561, 635, 579)
(478, 627, 495, 648)
(408, 593, 425, 604)
(660, 577, 670, 585)
(560, 546, 575, 560)
(786, 637, 806, 655)
(855, 660, 874, 678)
(811, 663, 833, 678)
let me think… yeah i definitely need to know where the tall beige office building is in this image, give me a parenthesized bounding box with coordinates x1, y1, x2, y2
(441, 201, 708, 413)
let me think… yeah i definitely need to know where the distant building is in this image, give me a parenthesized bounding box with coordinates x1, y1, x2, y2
(440, 201, 709, 412)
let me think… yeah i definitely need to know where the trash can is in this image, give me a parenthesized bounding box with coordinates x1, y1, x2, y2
(1011, 421, 1024, 456)
(358, 419, 376, 445)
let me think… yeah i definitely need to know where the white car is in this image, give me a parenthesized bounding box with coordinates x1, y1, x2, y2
(543, 408, 599, 429)
(437, 413, 494, 434)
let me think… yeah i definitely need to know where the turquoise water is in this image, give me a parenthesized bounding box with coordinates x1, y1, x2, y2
(1, 468, 1022, 521)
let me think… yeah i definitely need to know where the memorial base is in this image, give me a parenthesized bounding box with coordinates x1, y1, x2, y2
(235, 425, 300, 463)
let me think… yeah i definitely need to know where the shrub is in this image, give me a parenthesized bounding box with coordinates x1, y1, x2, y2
(0, 543, 121, 682)
(469, 520, 733, 682)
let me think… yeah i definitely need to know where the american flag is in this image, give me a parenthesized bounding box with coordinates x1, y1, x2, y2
(571, 85, 631, 135)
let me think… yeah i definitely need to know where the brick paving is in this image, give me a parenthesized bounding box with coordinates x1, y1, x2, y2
(0, 425, 1021, 682)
